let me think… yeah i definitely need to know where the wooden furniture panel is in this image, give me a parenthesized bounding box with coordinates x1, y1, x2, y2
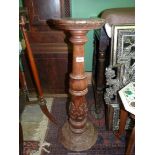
(25, 0, 62, 26)
(22, 0, 71, 93)
(27, 31, 66, 43)
(22, 51, 72, 94)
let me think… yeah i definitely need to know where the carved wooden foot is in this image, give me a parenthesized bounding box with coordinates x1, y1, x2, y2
(39, 97, 58, 125)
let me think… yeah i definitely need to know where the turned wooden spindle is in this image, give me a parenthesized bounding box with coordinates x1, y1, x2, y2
(48, 18, 105, 151)
(20, 16, 58, 125)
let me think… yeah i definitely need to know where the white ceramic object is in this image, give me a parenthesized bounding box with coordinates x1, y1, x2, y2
(119, 82, 135, 115)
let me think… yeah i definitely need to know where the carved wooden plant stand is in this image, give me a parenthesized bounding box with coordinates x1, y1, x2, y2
(49, 18, 105, 151)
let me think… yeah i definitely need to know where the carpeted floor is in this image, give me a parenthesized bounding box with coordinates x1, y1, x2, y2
(20, 96, 53, 155)
(39, 87, 134, 155)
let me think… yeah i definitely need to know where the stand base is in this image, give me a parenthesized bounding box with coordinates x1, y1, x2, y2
(59, 120, 98, 151)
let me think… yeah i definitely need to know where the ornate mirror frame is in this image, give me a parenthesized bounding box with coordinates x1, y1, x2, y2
(104, 24, 135, 130)
(104, 24, 135, 104)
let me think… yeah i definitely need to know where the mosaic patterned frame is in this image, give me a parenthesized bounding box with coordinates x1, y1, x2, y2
(111, 25, 135, 67)
(104, 25, 135, 104)
(104, 25, 135, 130)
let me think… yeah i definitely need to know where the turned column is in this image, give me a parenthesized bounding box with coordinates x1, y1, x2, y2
(69, 30, 89, 134)
(49, 18, 105, 151)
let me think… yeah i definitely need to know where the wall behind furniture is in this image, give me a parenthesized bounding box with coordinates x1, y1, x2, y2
(71, 0, 135, 71)
(19, 0, 23, 7)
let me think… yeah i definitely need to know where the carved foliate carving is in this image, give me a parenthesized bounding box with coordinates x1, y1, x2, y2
(70, 100, 88, 121)
(104, 66, 121, 104)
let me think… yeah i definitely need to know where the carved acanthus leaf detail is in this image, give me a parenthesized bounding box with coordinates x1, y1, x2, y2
(70, 102, 88, 120)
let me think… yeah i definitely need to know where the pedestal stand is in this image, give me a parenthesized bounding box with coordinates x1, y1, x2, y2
(49, 18, 105, 151)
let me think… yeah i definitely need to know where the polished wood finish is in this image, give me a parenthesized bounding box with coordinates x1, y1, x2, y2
(20, 16, 57, 125)
(24, 0, 70, 26)
(126, 126, 135, 155)
(106, 104, 114, 130)
(49, 18, 105, 151)
(21, 26, 43, 98)
(118, 108, 128, 135)
(22, 0, 71, 93)
(21, 51, 71, 94)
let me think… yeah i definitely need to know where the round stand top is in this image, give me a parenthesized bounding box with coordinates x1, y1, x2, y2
(48, 17, 105, 30)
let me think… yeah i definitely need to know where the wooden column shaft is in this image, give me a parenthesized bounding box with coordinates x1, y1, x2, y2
(68, 30, 89, 132)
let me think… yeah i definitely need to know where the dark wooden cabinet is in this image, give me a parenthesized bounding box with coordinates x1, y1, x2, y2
(22, 0, 71, 93)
